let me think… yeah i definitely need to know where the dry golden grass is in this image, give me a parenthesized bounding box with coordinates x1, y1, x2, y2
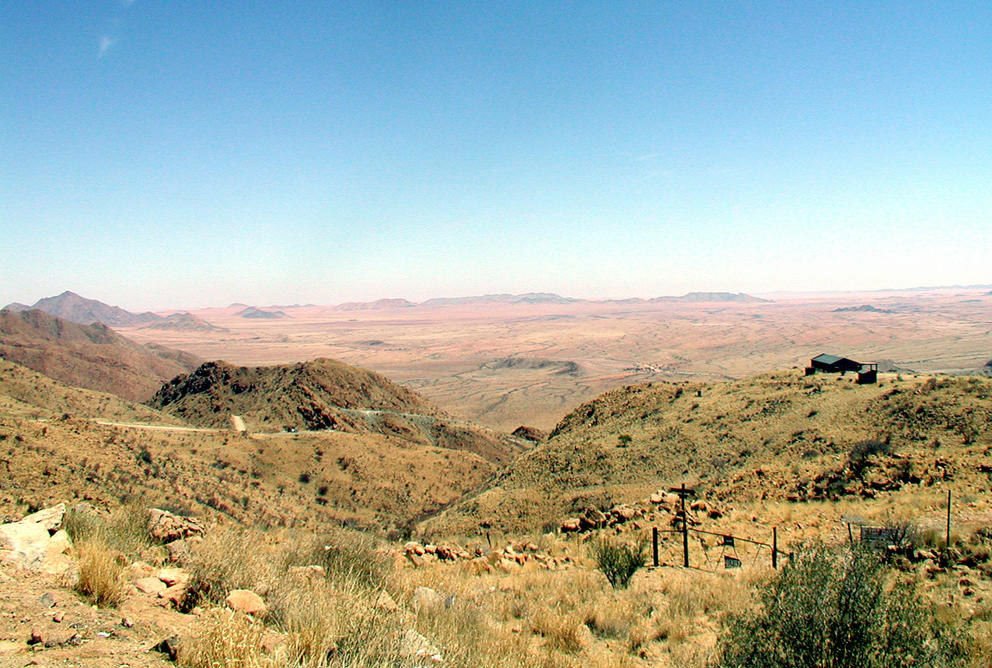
(74, 539, 128, 608)
(178, 608, 267, 668)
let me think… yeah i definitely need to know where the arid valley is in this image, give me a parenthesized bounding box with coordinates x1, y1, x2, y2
(1, 286, 991, 666)
(116, 287, 992, 432)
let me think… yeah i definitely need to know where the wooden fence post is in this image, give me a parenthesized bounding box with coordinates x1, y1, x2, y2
(946, 489, 952, 550)
(772, 526, 778, 569)
(652, 526, 659, 568)
(681, 483, 689, 568)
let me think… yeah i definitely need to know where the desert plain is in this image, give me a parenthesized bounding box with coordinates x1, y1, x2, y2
(117, 287, 992, 432)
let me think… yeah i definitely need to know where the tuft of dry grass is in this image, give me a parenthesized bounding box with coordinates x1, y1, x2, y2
(181, 526, 275, 611)
(530, 607, 584, 654)
(74, 539, 128, 608)
(178, 608, 267, 668)
(64, 501, 156, 560)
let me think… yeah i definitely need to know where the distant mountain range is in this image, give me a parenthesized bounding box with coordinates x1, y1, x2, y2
(419, 293, 580, 307)
(326, 291, 769, 310)
(3, 291, 163, 327)
(653, 292, 770, 304)
(4, 289, 773, 322)
(335, 298, 416, 311)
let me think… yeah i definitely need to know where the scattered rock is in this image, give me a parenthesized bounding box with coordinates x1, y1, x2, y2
(159, 584, 187, 607)
(560, 518, 582, 533)
(511, 425, 547, 442)
(576, 623, 595, 649)
(579, 508, 607, 531)
(261, 629, 289, 658)
(404, 541, 426, 556)
(0, 505, 73, 573)
(226, 589, 267, 616)
(156, 567, 188, 587)
(164, 539, 191, 563)
(147, 508, 205, 544)
(22, 504, 66, 533)
(38, 592, 56, 608)
(610, 505, 638, 523)
(288, 565, 325, 581)
(121, 617, 134, 628)
(51, 612, 63, 623)
(29, 626, 78, 648)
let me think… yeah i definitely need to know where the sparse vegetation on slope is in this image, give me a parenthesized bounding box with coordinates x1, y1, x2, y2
(427, 371, 992, 535)
(0, 359, 522, 532)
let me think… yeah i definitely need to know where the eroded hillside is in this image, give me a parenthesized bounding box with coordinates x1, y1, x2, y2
(0, 309, 199, 401)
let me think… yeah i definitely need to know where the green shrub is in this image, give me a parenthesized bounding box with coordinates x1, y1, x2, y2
(592, 538, 646, 589)
(717, 543, 968, 668)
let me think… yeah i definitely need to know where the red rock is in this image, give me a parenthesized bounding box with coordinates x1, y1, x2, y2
(134, 577, 167, 594)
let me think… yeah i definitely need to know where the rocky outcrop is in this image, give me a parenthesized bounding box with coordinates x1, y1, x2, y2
(147, 508, 205, 544)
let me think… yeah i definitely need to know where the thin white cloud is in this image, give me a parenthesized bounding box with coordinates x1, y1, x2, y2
(98, 35, 115, 58)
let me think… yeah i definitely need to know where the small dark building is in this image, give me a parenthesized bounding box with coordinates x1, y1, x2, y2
(809, 353, 863, 374)
(806, 353, 878, 384)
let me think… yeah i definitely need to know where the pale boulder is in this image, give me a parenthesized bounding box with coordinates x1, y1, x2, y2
(0, 507, 73, 574)
(226, 589, 267, 616)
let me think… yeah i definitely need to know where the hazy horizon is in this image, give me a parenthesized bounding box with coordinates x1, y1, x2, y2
(3, 3, 990, 310)
(5, 282, 992, 315)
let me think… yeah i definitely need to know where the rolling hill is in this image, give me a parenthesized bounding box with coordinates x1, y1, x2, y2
(0, 309, 199, 401)
(143, 312, 227, 332)
(149, 358, 527, 465)
(425, 370, 992, 535)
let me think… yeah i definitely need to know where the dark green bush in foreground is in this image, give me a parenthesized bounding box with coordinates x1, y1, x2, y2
(592, 537, 646, 589)
(718, 543, 967, 668)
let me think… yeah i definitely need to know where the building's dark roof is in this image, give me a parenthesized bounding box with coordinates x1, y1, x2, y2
(812, 353, 846, 365)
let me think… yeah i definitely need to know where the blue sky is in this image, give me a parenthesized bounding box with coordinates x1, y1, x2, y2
(2, 1, 990, 309)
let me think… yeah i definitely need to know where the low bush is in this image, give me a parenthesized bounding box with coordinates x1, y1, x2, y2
(288, 528, 391, 588)
(848, 438, 891, 477)
(592, 538, 646, 589)
(717, 543, 969, 668)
